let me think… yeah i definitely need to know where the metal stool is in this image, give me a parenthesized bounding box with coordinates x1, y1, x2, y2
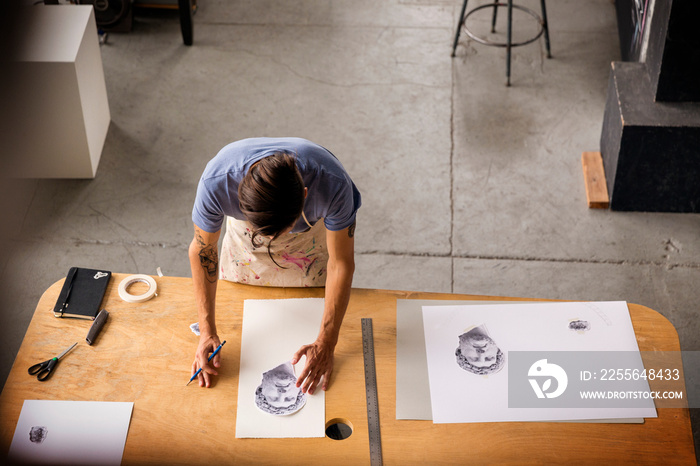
(451, 0, 552, 86)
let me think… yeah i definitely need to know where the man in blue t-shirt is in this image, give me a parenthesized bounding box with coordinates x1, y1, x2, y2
(189, 138, 361, 395)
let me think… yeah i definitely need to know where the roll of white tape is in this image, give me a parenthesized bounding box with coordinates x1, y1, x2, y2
(118, 274, 157, 303)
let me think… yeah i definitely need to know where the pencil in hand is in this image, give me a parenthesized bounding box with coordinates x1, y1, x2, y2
(187, 340, 226, 386)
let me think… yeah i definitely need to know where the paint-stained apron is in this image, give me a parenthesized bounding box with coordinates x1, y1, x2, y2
(219, 215, 328, 287)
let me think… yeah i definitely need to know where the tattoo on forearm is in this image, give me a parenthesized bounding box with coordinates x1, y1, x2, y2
(199, 245, 218, 282)
(348, 221, 356, 238)
(195, 231, 206, 247)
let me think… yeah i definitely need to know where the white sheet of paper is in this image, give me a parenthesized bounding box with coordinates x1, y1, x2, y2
(8, 400, 133, 465)
(396, 299, 513, 420)
(236, 298, 325, 438)
(397, 300, 643, 423)
(422, 301, 657, 423)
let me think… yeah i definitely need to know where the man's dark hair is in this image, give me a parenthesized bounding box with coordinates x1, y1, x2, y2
(238, 152, 305, 265)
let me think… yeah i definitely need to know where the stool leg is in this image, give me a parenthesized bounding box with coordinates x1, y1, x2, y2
(540, 0, 552, 58)
(491, 1, 498, 33)
(451, 0, 470, 57)
(506, 0, 512, 86)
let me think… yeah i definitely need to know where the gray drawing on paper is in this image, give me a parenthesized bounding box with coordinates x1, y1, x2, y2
(255, 361, 307, 416)
(456, 325, 505, 375)
(569, 320, 591, 332)
(29, 426, 48, 444)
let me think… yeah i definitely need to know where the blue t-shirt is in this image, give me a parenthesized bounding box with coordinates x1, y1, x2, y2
(192, 138, 361, 233)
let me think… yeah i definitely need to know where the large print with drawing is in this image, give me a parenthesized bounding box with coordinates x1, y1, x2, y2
(235, 298, 325, 438)
(422, 301, 657, 423)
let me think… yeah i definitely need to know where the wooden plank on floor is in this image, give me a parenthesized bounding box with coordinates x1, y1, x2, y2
(581, 151, 610, 209)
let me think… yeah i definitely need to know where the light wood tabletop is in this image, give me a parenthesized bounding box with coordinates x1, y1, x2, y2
(0, 273, 695, 464)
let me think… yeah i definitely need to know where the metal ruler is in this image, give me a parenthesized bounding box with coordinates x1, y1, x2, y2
(361, 318, 383, 466)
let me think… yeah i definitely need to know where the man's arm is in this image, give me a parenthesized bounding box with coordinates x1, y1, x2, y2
(292, 221, 356, 394)
(188, 224, 222, 388)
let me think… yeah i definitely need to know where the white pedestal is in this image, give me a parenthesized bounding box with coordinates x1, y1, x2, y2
(5, 5, 111, 179)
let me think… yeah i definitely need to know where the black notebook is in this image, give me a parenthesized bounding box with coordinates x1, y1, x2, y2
(53, 267, 112, 319)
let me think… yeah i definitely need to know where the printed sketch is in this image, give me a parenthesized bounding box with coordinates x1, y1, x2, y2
(456, 325, 505, 375)
(568, 320, 591, 332)
(29, 426, 48, 444)
(255, 361, 307, 416)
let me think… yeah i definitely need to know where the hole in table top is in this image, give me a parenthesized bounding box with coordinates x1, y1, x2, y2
(325, 418, 353, 440)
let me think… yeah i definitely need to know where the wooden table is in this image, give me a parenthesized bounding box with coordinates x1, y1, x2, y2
(1, 274, 695, 464)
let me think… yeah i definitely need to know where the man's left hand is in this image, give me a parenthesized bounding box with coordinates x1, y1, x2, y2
(291, 340, 334, 394)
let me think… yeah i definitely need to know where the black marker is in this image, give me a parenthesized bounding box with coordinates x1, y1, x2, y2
(86, 309, 109, 345)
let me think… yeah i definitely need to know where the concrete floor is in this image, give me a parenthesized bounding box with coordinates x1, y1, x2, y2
(2, 0, 699, 457)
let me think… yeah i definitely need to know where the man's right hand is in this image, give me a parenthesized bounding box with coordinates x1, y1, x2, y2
(188, 224, 222, 388)
(192, 333, 222, 388)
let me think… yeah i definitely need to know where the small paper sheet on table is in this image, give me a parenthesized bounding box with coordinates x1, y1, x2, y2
(236, 298, 326, 438)
(8, 400, 133, 465)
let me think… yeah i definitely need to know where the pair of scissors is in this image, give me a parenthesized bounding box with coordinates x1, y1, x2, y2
(28, 342, 78, 381)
